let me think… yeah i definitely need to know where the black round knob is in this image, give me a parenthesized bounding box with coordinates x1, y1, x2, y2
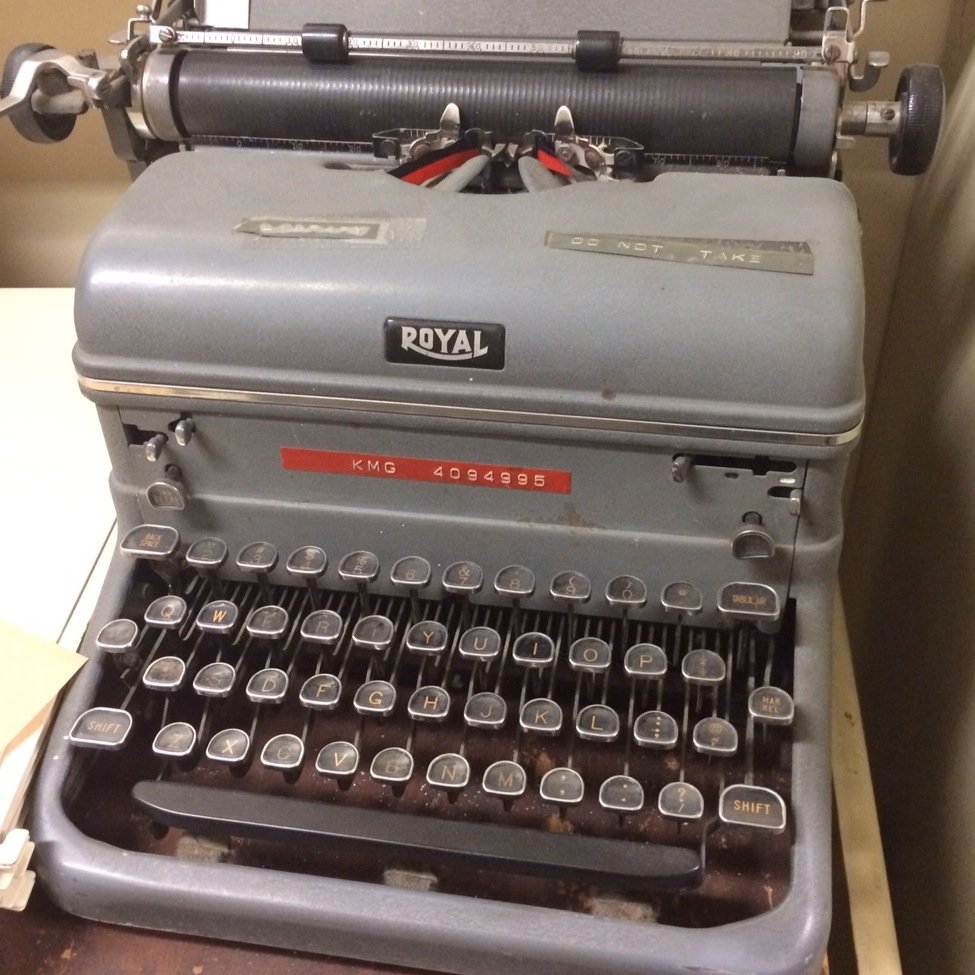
(889, 63, 944, 176)
(1, 43, 77, 144)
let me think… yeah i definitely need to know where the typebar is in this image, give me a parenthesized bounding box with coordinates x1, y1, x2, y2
(132, 780, 702, 892)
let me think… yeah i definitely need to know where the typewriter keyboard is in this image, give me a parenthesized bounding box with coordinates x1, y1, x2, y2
(66, 526, 797, 926)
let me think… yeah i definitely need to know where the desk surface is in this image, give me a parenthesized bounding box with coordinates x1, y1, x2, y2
(0, 289, 115, 645)
(0, 290, 895, 975)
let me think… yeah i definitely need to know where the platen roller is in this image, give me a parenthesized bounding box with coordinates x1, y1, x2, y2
(155, 52, 818, 166)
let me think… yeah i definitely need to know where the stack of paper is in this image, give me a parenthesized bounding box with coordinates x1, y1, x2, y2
(0, 620, 85, 910)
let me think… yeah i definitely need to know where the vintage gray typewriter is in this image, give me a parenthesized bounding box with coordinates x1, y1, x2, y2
(0, 2, 944, 974)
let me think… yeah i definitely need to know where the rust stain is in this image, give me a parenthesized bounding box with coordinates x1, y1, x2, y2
(519, 502, 603, 530)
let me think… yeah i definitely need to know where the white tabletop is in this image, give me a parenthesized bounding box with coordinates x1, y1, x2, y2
(0, 289, 115, 644)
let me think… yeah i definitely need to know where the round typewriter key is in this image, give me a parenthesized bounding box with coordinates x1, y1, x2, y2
(390, 555, 432, 589)
(316, 740, 359, 779)
(205, 728, 251, 765)
(144, 595, 187, 630)
(338, 550, 380, 583)
(458, 626, 501, 661)
(575, 704, 620, 742)
(353, 679, 397, 717)
(152, 721, 197, 760)
(426, 753, 471, 792)
(748, 686, 795, 726)
(568, 636, 611, 673)
(142, 655, 187, 692)
(606, 575, 648, 609)
(405, 620, 449, 656)
(185, 536, 228, 570)
(286, 545, 327, 578)
(719, 784, 787, 832)
(68, 707, 133, 751)
(550, 570, 591, 604)
(464, 691, 507, 730)
(692, 717, 738, 757)
(539, 767, 584, 806)
(351, 615, 395, 653)
(299, 673, 342, 710)
(658, 781, 705, 821)
(407, 685, 451, 722)
(633, 710, 679, 749)
(300, 609, 343, 645)
(236, 541, 278, 574)
(482, 760, 527, 799)
(511, 631, 555, 668)
(599, 775, 645, 813)
(192, 661, 236, 697)
(120, 524, 180, 560)
(623, 643, 667, 680)
(442, 560, 483, 594)
(95, 618, 139, 655)
(369, 746, 414, 785)
(519, 697, 563, 735)
(261, 733, 305, 771)
(660, 581, 703, 615)
(681, 648, 726, 686)
(195, 599, 239, 635)
(146, 480, 185, 510)
(246, 667, 289, 704)
(493, 564, 536, 599)
(245, 605, 290, 640)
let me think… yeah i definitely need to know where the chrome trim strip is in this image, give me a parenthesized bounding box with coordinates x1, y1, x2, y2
(77, 376, 862, 447)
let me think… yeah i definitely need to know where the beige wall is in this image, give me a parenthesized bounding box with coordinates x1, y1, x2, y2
(841, 15, 975, 975)
(0, 3, 130, 286)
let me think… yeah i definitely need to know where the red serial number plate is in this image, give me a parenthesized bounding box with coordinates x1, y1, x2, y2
(281, 448, 572, 494)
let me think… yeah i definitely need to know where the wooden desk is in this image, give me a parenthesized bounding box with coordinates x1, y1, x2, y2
(0, 290, 898, 975)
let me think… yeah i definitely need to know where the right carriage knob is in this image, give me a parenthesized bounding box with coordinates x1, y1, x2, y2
(889, 64, 945, 176)
(840, 63, 945, 176)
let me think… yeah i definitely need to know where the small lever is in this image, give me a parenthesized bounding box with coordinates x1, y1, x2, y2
(0, 49, 111, 122)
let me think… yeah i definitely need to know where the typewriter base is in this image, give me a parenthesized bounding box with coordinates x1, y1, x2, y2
(0, 288, 891, 975)
(27, 550, 834, 975)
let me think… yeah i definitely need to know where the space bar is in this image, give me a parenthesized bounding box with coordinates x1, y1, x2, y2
(132, 780, 702, 892)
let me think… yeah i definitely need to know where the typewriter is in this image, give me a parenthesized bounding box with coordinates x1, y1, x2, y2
(0, 2, 943, 974)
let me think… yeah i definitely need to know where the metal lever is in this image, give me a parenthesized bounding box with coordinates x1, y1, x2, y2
(0, 50, 111, 122)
